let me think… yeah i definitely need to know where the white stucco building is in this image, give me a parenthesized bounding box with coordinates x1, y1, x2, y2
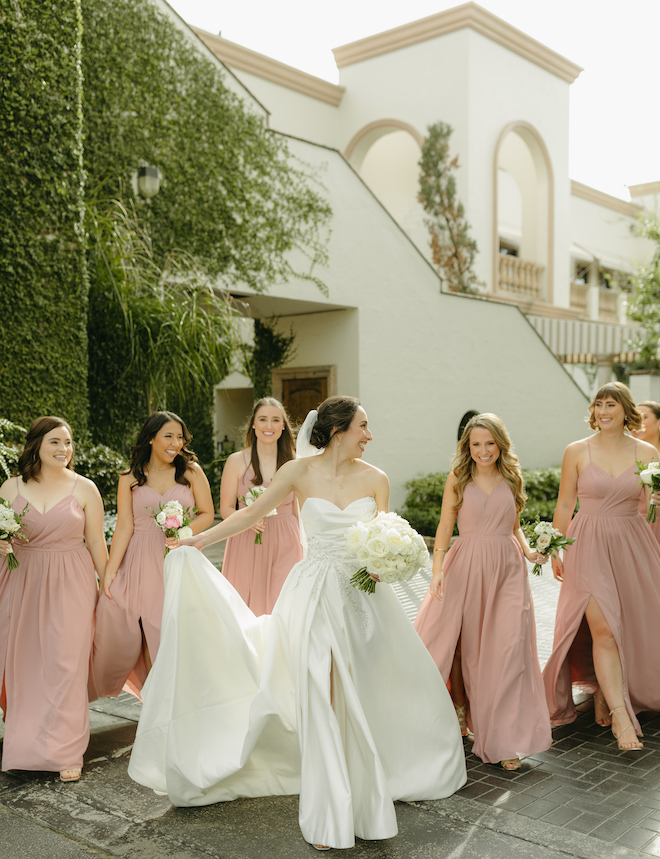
(163, 1, 657, 505)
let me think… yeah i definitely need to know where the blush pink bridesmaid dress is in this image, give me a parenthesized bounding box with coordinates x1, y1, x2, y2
(89, 482, 194, 700)
(415, 481, 552, 765)
(543, 440, 660, 733)
(221, 464, 303, 616)
(0, 477, 98, 772)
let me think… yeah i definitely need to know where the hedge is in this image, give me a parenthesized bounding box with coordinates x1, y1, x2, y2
(399, 467, 564, 536)
(0, 0, 89, 431)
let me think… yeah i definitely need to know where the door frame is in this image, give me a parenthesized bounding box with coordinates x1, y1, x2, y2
(272, 365, 337, 406)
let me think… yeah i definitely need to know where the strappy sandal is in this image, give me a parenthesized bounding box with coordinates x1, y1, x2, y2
(610, 707, 643, 751)
(500, 759, 521, 771)
(454, 703, 469, 737)
(593, 690, 611, 726)
(59, 768, 82, 782)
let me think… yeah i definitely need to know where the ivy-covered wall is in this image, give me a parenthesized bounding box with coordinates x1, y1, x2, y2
(0, 0, 89, 431)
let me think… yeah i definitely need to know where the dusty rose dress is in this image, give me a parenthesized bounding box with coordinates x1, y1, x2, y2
(0, 478, 98, 771)
(415, 481, 551, 764)
(543, 441, 660, 734)
(89, 482, 194, 700)
(221, 463, 302, 615)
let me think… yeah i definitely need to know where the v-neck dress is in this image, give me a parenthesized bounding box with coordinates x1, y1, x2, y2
(221, 463, 303, 615)
(414, 481, 551, 764)
(89, 481, 194, 700)
(543, 443, 660, 733)
(0, 482, 98, 771)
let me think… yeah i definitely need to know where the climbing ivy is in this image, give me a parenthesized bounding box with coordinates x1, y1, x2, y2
(0, 0, 89, 431)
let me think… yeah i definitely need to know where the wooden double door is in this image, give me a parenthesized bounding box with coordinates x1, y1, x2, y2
(282, 377, 328, 426)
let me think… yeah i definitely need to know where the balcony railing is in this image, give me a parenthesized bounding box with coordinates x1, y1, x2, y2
(569, 283, 621, 323)
(497, 255, 544, 301)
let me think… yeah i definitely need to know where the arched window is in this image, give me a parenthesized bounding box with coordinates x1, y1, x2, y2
(458, 411, 479, 441)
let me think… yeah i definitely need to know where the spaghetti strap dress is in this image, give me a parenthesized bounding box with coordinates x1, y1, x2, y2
(89, 482, 194, 700)
(0, 477, 98, 771)
(414, 481, 551, 764)
(543, 440, 660, 733)
(221, 463, 303, 615)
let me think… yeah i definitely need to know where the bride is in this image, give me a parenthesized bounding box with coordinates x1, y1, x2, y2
(128, 396, 467, 850)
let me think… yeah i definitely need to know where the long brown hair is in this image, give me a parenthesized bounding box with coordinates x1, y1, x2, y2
(451, 413, 526, 514)
(244, 398, 295, 486)
(17, 416, 74, 483)
(126, 411, 197, 490)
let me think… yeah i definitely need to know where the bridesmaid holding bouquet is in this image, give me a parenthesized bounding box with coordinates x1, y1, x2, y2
(0, 416, 107, 782)
(89, 411, 213, 699)
(543, 383, 660, 749)
(634, 400, 660, 545)
(219, 398, 302, 615)
(415, 413, 551, 770)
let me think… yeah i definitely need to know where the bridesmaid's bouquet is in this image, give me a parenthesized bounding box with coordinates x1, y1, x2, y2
(240, 486, 277, 544)
(0, 497, 29, 570)
(636, 461, 660, 523)
(148, 499, 197, 555)
(346, 511, 429, 594)
(524, 518, 575, 575)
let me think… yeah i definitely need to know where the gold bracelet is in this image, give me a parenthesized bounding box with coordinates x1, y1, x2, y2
(433, 547, 448, 554)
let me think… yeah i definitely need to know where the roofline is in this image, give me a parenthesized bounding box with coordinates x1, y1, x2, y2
(628, 180, 660, 197)
(571, 180, 642, 218)
(194, 29, 345, 107)
(332, 2, 582, 84)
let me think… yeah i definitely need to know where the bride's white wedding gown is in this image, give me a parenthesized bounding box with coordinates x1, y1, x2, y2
(128, 497, 466, 849)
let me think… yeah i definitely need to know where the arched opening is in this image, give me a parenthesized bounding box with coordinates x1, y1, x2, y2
(458, 410, 479, 441)
(344, 120, 426, 247)
(493, 122, 553, 304)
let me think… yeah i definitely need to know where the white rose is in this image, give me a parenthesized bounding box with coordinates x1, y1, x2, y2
(535, 534, 551, 551)
(368, 557, 386, 575)
(639, 466, 660, 486)
(366, 536, 389, 558)
(156, 511, 167, 525)
(177, 526, 193, 539)
(347, 525, 368, 551)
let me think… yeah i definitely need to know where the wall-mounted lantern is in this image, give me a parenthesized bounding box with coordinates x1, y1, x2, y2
(137, 165, 161, 199)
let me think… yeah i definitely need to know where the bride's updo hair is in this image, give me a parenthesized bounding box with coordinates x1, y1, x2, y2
(309, 396, 361, 449)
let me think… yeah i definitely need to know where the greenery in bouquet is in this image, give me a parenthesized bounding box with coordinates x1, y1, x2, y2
(523, 517, 575, 576)
(636, 460, 660, 523)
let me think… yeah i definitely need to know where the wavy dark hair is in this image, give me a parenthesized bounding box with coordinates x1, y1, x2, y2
(243, 398, 295, 486)
(125, 411, 197, 490)
(18, 416, 74, 483)
(309, 396, 361, 449)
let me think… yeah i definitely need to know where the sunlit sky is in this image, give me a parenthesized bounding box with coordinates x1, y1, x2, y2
(166, 0, 659, 201)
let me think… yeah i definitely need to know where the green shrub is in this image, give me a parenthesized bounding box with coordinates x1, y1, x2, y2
(399, 466, 564, 536)
(74, 441, 126, 512)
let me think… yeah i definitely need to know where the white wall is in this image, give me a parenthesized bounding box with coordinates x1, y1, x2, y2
(232, 137, 588, 508)
(570, 195, 651, 273)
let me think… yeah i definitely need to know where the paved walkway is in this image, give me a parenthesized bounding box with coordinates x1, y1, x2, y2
(2, 556, 660, 857)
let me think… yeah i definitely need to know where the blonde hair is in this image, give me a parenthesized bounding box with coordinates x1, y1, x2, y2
(587, 382, 642, 432)
(451, 413, 526, 514)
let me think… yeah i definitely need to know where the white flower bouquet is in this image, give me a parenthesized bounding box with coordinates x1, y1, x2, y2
(524, 518, 575, 575)
(0, 497, 29, 570)
(636, 460, 660, 523)
(241, 486, 277, 544)
(345, 511, 430, 594)
(148, 499, 197, 555)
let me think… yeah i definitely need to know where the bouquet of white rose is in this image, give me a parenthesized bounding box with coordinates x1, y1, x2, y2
(524, 518, 575, 575)
(148, 499, 197, 555)
(345, 511, 430, 594)
(241, 486, 277, 544)
(636, 460, 660, 523)
(0, 497, 29, 570)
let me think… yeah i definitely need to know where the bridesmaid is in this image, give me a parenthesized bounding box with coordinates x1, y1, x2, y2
(219, 398, 302, 615)
(415, 413, 551, 770)
(543, 382, 660, 750)
(634, 400, 660, 545)
(89, 411, 214, 699)
(0, 416, 107, 782)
